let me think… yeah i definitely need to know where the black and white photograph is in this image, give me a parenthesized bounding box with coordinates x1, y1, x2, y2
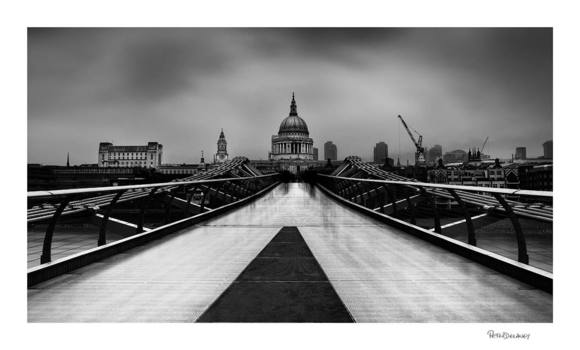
(4, 1, 579, 349)
(27, 26, 554, 323)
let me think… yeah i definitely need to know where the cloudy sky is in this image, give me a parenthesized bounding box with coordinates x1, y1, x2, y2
(28, 28, 552, 165)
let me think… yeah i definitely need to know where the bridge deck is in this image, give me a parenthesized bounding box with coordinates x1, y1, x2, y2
(28, 183, 552, 322)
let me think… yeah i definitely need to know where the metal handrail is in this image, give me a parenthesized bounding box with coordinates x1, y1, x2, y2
(317, 172, 551, 265)
(318, 174, 552, 198)
(28, 174, 278, 199)
(28, 172, 280, 265)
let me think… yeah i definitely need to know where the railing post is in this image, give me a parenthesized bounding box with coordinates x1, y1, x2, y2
(355, 182, 365, 206)
(384, 185, 398, 217)
(239, 181, 249, 197)
(98, 189, 127, 246)
(209, 182, 226, 208)
(40, 197, 72, 264)
(183, 191, 193, 217)
(350, 182, 359, 202)
(346, 182, 355, 201)
(184, 186, 198, 216)
(420, 188, 441, 233)
(231, 182, 242, 199)
(222, 182, 237, 202)
(370, 185, 379, 207)
(238, 181, 248, 197)
(391, 185, 398, 216)
(136, 187, 158, 234)
(235, 180, 245, 198)
(343, 181, 351, 198)
(448, 189, 476, 246)
(338, 181, 347, 197)
(381, 185, 389, 214)
(492, 193, 529, 264)
(256, 178, 265, 192)
(245, 180, 253, 195)
(331, 179, 339, 194)
(406, 195, 416, 225)
(163, 190, 177, 225)
(200, 186, 208, 212)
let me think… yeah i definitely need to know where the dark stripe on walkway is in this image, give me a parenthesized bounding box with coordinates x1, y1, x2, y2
(196, 226, 354, 322)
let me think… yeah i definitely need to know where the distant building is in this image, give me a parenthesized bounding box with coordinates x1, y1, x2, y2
(214, 129, 229, 163)
(157, 164, 205, 176)
(515, 147, 527, 160)
(427, 144, 442, 163)
(424, 145, 442, 163)
(98, 141, 163, 168)
(324, 141, 337, 161)
(543, 140, 553, 159)
(28, 163, 150, 191)
(518, 163, 553, 191)
(313, 147, 319, 161)
(428, 159, 552, 191)
(373, 142, 388, 163)
(442, 149, 467, 164)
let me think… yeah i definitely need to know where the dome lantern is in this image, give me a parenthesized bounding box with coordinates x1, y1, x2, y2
(278, 93, 309, 135)
(289, 92, 298, 116)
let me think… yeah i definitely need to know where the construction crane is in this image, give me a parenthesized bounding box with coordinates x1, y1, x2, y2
(397, 114, 425, 165)
(481, 136, 489, 154)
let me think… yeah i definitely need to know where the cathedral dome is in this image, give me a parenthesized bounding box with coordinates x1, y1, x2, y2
(278, 93, 309, 135)
(278, 115, 309, 135)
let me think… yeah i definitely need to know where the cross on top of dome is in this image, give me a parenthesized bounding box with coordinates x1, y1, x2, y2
(290, 92, 298, 116)
(278, 92, 309, 135)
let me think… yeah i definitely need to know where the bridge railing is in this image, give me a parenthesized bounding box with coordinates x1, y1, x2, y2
(28, 174, 279, 264)
(317, 173, 552, 266)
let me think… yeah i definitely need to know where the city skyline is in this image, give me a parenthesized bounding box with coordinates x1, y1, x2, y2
(55, 136, 553, 167)
(28, 28, 552, 165)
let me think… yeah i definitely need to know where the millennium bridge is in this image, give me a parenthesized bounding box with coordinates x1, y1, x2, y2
(27, 156, 552, 322)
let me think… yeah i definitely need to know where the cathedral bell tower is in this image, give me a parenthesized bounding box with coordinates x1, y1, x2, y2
(214, 129, 229, 163)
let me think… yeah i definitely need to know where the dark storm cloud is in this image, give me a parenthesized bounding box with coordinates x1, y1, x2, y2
(118, 30, 232, 101)
(28, 28, 552, 165)
(123, 40, 197, 100)
(273, 28, 404, 55)
(249, 28, 406, 68)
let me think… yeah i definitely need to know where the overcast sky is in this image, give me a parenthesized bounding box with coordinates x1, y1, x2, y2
(28, 28, 552, 165)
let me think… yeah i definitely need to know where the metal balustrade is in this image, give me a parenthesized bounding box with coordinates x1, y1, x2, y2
(26, 156, 259, 222)
(28, 173, 279, 264)
(317, 173, 552, 265)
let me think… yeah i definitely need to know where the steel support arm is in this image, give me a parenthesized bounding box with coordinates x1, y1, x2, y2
(98, 189, 127, 246)
(492, 193, 529, 264)
(40, 197, 73, 264)
(136, 188, 159, 234)
(448, 189, 476, 246)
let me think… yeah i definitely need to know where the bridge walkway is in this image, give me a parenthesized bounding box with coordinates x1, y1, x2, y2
(28, 183, 552, 322)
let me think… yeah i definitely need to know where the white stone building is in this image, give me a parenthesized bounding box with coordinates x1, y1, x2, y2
(98, 142, 163, 168)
